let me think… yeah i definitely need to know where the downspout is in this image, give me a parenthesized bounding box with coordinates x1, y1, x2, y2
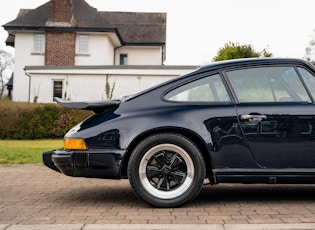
(114, 45, 123, 65)
(24, 68, 31, 102)
(161, 45, 165, 66)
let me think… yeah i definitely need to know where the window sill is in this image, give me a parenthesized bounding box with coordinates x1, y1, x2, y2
(76, 54, 90, 57)
(31, 52, 45, 55)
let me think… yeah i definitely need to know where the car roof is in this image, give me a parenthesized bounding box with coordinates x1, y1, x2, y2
(125, 58, 313, 102)
(197, 58, 311, 73)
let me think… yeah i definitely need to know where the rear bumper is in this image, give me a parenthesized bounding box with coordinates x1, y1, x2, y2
(43, 150, 61, 173)
(42, 149, 125, 179)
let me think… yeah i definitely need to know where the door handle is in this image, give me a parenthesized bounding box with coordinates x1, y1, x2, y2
(241, 114, 267, 120)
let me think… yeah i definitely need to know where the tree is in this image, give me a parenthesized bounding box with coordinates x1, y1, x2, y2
(304, 30, 315, 65)
(0, 50, 14, 99)
(212, 42, 272, 62)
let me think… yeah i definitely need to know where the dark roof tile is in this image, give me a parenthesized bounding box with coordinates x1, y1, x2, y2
(101, 12, 166, 44)
(72, 0, 114, 29)
(3, 0, 166, 45)
(5, 2, 50, 27)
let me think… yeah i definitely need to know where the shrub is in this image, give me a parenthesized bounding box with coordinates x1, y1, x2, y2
(0, 101, 92, 139)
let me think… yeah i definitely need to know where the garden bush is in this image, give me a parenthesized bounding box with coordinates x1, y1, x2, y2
(0, 100, 92, 139)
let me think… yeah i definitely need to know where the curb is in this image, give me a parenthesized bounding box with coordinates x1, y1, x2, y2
(2, 224, 315, 230)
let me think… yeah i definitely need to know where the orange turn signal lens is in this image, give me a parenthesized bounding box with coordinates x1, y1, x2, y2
(64, 138, 87, 150)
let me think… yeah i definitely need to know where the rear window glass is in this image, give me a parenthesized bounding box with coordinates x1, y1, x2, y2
(164, 74, 230, 102)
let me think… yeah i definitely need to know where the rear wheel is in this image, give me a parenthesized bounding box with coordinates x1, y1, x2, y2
(127, 133, 205, 207)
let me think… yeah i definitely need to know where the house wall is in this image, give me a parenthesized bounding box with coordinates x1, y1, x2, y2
(115, 46, 162, 65)
(26, 66, 196, 103)
(12, 32, 165, 102)
(75, 34, 114, 65)
(13, 32, 45, 102)
(13, 31, 167, 102)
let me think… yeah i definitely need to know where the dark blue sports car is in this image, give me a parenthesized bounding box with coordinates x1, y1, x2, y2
(43, 58, 315, 207)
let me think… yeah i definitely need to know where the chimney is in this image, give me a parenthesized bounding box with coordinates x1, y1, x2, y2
(45, 0, 76, 65)
(46, 0, 74, 27)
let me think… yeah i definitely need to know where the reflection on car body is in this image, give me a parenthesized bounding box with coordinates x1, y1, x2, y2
(43, 58, 315, 207)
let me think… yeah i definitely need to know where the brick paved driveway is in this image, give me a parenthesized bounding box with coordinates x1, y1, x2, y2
(1, 164, 315, 226)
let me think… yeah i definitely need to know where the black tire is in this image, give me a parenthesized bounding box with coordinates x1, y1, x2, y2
(127, 133, 206, 207)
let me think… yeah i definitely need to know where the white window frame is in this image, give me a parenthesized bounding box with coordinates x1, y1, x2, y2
(53, 80, 63, 101)
(77, 34, 89, 54)
(34, 34, 45, 53)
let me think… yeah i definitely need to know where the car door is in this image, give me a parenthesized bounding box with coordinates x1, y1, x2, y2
(164, 72, 260, 169)
(225, 65, 315, 169)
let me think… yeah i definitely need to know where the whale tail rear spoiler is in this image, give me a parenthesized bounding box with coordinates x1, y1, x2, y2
(54, 97, 120, 113)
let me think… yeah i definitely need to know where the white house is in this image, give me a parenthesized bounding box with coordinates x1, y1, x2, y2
(3, 0, 196, 103)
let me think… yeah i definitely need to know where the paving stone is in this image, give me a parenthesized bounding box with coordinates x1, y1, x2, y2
(1, 165, 315, 228)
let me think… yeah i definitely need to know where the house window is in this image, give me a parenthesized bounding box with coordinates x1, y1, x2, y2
(34, 34, 45, 53)
(78, 35, 89, 54)
(120, 54, 128, 65)
(53, 81, 63, 100)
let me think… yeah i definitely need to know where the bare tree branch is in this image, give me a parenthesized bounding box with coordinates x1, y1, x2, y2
(0, 50, 14, 99)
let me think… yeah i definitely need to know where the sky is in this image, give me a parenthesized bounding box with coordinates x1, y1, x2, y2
(0, 0, 315, 65)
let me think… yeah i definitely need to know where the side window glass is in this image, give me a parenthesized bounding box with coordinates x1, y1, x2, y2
(298, 67, 315, 99)
(164, 74, 230, 102)
(226, 66, 311, 103)
(120, 54, 128, 65)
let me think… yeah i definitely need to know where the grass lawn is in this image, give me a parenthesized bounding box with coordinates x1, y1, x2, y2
(0, 139, 63, 164)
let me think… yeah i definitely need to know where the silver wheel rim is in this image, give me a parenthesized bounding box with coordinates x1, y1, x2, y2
(139, 143, 194, 199)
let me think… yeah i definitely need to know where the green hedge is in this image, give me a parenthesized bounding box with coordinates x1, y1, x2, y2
(0, 101, 92, 139)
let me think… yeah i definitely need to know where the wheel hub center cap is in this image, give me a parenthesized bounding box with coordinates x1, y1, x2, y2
(162, 166, 172, 175)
